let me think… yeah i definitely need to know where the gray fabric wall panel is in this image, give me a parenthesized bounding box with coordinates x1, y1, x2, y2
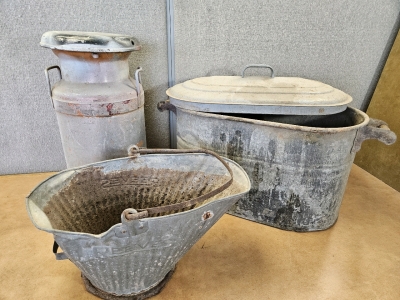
(0, 1, 169, 175)
(173, 0, 399, 110)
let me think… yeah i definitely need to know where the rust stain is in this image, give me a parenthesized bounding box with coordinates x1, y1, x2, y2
(202, 211, 213, 221)
(52, 49, 130, 62)
(75, 109, 84, 117)
(43, 167, 228, 234)
(106, 103, 113, 116)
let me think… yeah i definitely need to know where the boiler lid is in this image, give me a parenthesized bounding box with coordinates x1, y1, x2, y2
(40, 31, 141, 52)
(166, 65, 352, 115)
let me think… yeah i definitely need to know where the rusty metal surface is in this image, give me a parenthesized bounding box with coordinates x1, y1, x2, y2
(26, 153, 250, 296)
(42, 32, 146, 168)
(122, 148, 234, 220)
(81, 268, 175, 300)
(174, 106, 396, 231)
(40, 31, 141, 52)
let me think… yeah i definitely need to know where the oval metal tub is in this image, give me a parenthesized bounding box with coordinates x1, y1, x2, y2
(174, 107, 396, 231)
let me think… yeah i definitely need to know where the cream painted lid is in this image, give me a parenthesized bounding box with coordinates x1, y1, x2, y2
(166, 65, 352, 115)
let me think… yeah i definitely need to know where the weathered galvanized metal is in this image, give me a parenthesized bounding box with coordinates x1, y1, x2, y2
(41, 31, 146, 168)
(163, 65, 397, 232)
(26, 149, 250, 297)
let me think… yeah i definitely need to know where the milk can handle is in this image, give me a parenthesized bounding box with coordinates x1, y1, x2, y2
(242, 64, 275, 78)
(351, 118, 397, 153)
(44, 65, 62, 108)
(123, 147, 234, 221)
(135, 67, 143, 95)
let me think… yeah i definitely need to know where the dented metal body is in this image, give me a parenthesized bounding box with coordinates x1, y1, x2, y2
(165, 67, 396, 231)
(55, 108, 146, 167)
(41, 31, 146, 168)
(175, 106, 396, 231)
(26, 153, 250, 296)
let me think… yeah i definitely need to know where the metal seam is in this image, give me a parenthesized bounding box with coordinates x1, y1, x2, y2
(166, 0, 177, 148)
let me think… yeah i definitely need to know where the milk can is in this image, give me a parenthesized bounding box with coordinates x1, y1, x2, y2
(161, 64, 397, 232)
(41, 31, 146, 168)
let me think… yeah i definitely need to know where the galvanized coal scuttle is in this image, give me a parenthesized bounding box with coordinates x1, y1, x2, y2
(26, 148, 250, 298)
(162, 64, 397, 232)
(41, 31, 146, 168)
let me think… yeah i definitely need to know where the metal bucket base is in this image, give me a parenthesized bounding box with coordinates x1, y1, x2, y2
(81, 267, 175, 300)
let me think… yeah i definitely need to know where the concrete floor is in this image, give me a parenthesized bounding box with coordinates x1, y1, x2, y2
(1, 165, 399, 299)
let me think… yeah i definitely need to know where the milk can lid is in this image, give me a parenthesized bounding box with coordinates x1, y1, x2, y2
(166, 65, 352, 115)
(40, 31, 141, 52)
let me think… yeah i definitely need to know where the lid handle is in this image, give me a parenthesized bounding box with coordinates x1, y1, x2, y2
(242, 64, 275, 78)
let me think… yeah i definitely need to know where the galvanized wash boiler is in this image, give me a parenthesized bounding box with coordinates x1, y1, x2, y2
(162, 64, 397, 232)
